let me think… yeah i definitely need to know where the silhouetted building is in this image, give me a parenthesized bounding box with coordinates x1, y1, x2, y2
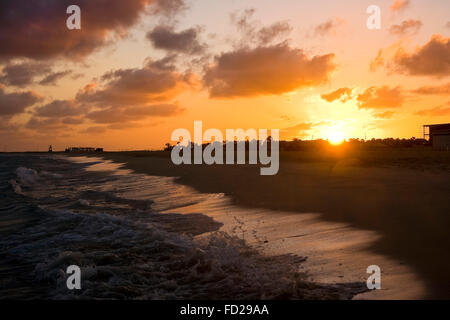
(423, 123, 450, 150)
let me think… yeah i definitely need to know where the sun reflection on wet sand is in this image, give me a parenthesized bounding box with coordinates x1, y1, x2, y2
(68, 156, 426, 299)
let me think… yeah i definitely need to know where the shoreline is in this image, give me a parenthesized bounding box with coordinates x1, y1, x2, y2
(1, 154, 368, 300)
(65, 151, 450, 299)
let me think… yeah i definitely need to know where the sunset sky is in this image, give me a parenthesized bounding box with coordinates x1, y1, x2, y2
(0, 0, 449, 151)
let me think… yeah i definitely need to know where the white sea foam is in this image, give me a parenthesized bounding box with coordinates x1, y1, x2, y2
(1, 156, 368, 299)
(78, 199, 90, 206)
(16, 167, 40, 185)
(40, 170, 63, 179)
(8, 179, 23, 195)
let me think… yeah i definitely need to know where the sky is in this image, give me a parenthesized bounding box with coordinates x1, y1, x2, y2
(0, 0, 449, 151)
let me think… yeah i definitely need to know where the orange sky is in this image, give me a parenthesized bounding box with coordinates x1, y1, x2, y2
(0, 0, 449, 151)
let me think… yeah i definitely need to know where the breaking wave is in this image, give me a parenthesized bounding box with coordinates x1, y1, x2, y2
(0, 154, 367, 300)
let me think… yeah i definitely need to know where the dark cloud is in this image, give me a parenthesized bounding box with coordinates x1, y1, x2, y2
(0, 62, 51, 87)
(71, 73, 85, 80)
(203, 43, 335, 98)
(257, 22, 292, 44)
(26, 56, 187, 129)
(26, 100, 87, 131)
(144, 54, 178, 71)
(25, 117, 62, 130)
(411, 83, 450, 95)
(391, 35, 450, 77)
(230, 9, 292, 46)
(34, 100, 83, 118)
(77, 59, 188, 106)
(321, 87, 353, 103)
(86, 104, 182, 124)
(415, 105, 450, 116)
(150, 0, 188, 17)
(314, 18, 344, 37)
(0, 0, 186, 61)
(389, 19, 422, 36)
(147, 25, 205, 55)
(357, 86, 404, 110)
(0, 85, 42, 116)
(39, 70, 73, 86)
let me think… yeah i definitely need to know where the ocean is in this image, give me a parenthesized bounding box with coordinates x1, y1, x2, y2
(0, 153, 370, 299)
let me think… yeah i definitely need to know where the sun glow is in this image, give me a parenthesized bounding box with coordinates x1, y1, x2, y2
(328, 130, 345, 145)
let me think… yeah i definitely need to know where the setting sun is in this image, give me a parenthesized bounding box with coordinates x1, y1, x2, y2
(328, 131, 345, 145)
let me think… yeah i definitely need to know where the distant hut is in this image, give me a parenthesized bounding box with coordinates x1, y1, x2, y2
(423, 123, 450, 150)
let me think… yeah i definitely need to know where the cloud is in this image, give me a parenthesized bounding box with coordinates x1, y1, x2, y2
(372, 35, 450, 77)
(321, 87, 353, 103)
(447, 22, 450, 29)
(256, 22, 292, 44)
(411, 83, 450, 95)
(26, 58, 186, 130)
(389, 19, 422, 36)
(147, 25, 205, 55)
(62, 117, 84, 125)
(356, 86, 405, 109)
(314, 18, 344, 37)
(76, 58, 188, 106)
(25, 117, 63, 130)
(281, 122, 317, 139)
(0, 62, 52, 87)
(0, 0, 186, 61)
(230, 8, 257, 38)
(86, 103, 182, 124)
(0, 61, 72, 87)
(34, 100, 84, 118)
(0, 118, 20, 132)
(390, 0, 410, 12)
(230, 9, 292, 46)
(23, 55, 187, 131)
(150, 0, 188, 17)
(415, 105, 450, 116)
(373, 111, 395, 119)
(370, 49, 386, 72)
(0, 85, 42, 116)
(39, 70, 73, 86)
(80, 126, 108, 134)
(203, 43, 336, 98)
(391, 35, 450, 77)
(26, 99, 87, 131)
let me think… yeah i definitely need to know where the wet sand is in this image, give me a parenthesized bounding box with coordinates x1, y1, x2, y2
(67, 151, 450, 299)
(2, 154, 369, 300)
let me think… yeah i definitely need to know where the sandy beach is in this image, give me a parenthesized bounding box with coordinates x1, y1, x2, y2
(71, 149, 450, 299)
(2, 153, 371, 300)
